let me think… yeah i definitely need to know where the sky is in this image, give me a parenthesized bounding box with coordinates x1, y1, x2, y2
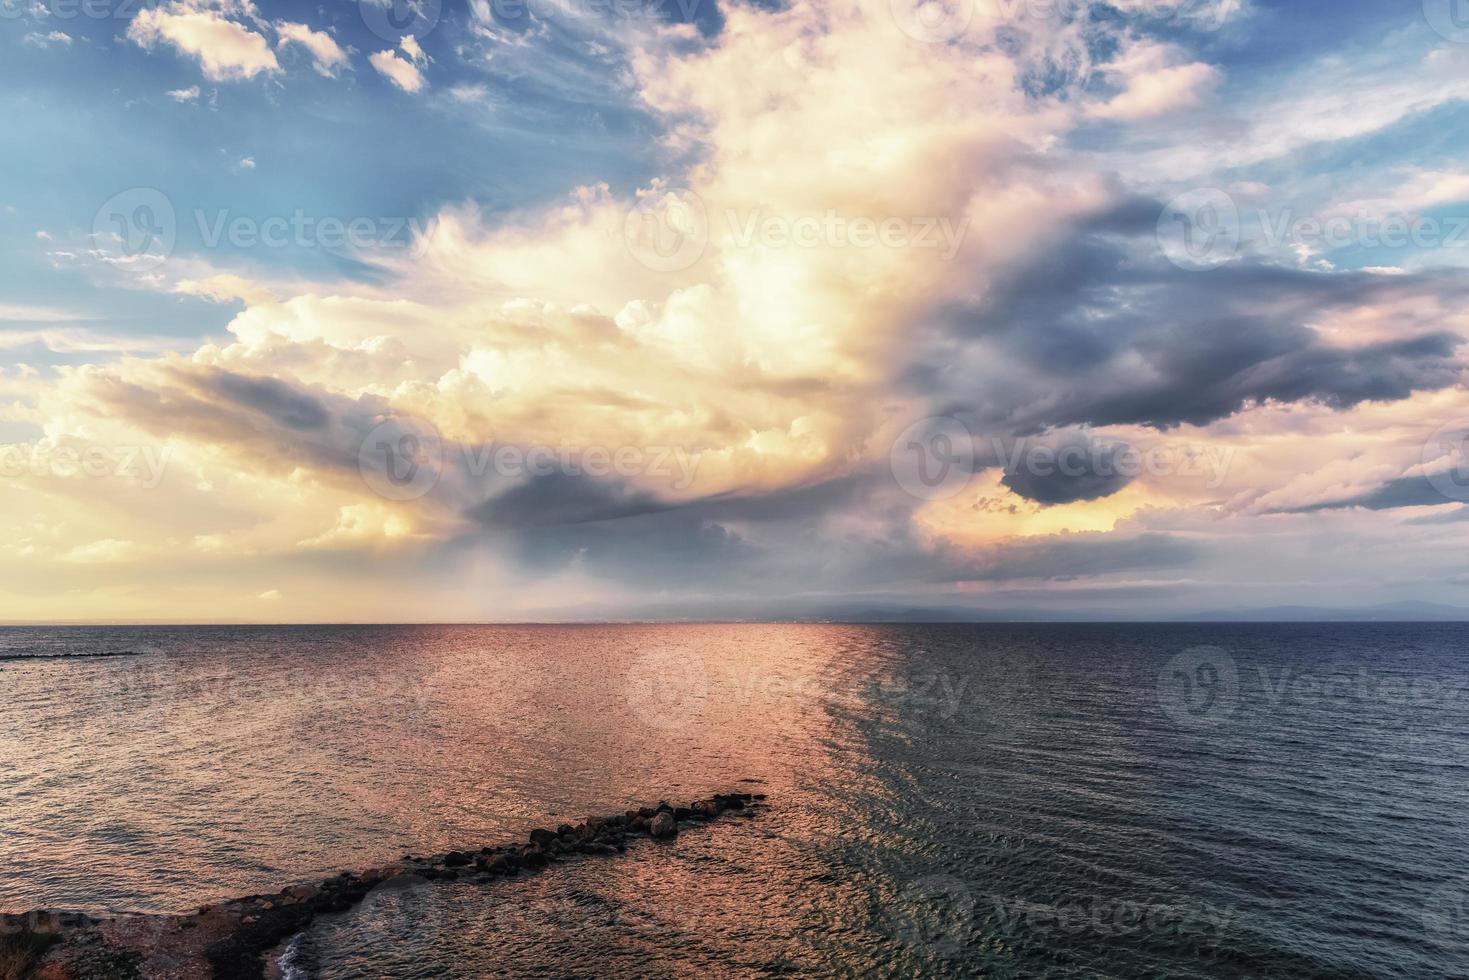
(3, 0, 1469, 622)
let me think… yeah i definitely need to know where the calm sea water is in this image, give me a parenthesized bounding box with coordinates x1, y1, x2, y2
(3, 623, 1469, 977)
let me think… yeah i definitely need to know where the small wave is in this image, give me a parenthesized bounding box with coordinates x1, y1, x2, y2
(0, 650, 149, 662)
(276, 932, 309, 980)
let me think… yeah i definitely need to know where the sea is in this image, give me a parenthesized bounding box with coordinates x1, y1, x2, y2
(2, 623, 1468, 978)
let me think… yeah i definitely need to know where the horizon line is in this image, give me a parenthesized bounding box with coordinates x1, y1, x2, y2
(4, 618, 1469, 627)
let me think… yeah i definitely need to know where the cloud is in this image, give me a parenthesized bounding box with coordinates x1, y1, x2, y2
(1269, 473, 1459, 514)
(996, 429, 1138, 505)
(1334, 169, 1469, 220)
(167, 85, 202, 102)
(370, 36, 427, 92)
(1090, 62, 1219, 120)
(128, 2, 279, 81)
(23, 31, 73, 48)
(10, 0, 1469, 620)
(469, 472, 675, 529)
(0, 304, 98, 324)
(64, 539, 137, 564)
(1088, 42, 1220, 121)
(276, 21, 349, 77)
(448, 83, 491, 104)
(173, 274, 277, 305)
(909, 222, 1468, 433)
(370, 50, 424, 93)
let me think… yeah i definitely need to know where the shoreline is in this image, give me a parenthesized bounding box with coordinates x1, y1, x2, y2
(2, 790, 765, 980)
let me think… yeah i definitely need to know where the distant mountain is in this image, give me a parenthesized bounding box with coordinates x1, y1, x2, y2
(523, 598, 1469, 625)
(1173, 601, 1469, 622)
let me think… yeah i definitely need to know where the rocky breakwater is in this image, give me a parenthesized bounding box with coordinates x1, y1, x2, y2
(2, 790, 765, 980)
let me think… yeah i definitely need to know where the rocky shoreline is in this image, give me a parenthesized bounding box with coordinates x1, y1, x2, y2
(1, 790, 765, 980)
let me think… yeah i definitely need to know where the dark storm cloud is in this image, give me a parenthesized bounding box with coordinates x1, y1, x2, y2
(456, 472, 891, 588)
(906, 215, 1468, 434)
(453, 460, 1197, 591)
(86, 365, 397, 479)
(1275, 473, 1459, 513)
(206, 371, 330, 430)
(479, 508, 757, 587)
(468, 472, 673, 528)
(994, 429, 1136, 505)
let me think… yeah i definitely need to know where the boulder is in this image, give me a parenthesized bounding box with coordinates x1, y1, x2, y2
(476, 855, 513, 876)
(649, 812, 677, 839)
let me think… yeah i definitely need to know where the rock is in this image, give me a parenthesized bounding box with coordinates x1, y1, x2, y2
(649, 812, 677, 839)
(477, 854, 513, 876)
(15, 789, 764, 980)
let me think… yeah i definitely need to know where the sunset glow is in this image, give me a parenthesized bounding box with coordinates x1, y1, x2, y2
(4, 0, 1469, 621)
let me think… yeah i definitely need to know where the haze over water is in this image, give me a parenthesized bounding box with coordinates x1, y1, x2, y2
(3, 623, 1468, 977)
